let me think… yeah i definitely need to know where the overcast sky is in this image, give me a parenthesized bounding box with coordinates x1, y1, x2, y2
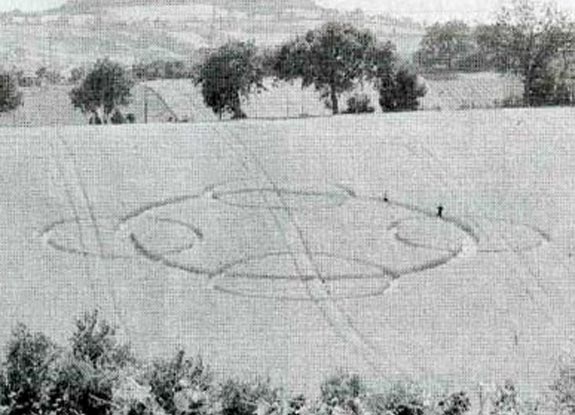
(3, 0, 575, 22)
(0, 0, 64, 12)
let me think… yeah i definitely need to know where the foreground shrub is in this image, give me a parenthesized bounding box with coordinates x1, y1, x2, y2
(0, 324, 56, 415)
(318, 373, 365, 415)
(490, 381, 539, 415)
(2, 312, 573, 415)
(218, 378, 282, 415)
(438, 392, 470, 415)
(113, 371, 167, 415)
(49, 356, 116, 415)
(367, 382, 427, 415)
(552, 355, 575, 415)
(70, 310, 133, 370)
(148, 351, 212, 415)
(49, 310, 134, 415)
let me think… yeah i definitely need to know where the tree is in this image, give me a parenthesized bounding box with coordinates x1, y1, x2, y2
(415, 21, 473, 70)
(0, 72, 22, 113)
(195, 41, 264, 120)
(274, 22, 381, 114)
(344, 93, 375, 114)
(484, 0, 575, 106)
(70, 59, 134, 124)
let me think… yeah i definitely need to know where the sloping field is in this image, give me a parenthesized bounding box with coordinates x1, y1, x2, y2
(1, 109, 574, 397)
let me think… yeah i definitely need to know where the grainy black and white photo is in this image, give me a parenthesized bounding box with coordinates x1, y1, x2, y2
(0, 0, 574, 414)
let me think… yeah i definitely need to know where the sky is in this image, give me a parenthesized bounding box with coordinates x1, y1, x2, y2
(0, 0, 64, 12)
(2, 0, 575, 22)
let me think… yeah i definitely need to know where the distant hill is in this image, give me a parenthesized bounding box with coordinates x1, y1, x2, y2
(59, 0, 320, 14)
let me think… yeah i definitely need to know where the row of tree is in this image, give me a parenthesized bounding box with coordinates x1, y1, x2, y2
(65, 22, 427, 124)
(2, 0, 574, 122)
(196, 22, 426, 119)
(2, 310, 575, 415)
(415, 0, 575, 106)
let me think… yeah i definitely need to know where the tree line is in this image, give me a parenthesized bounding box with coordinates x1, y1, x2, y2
(65, 21, 426, 124)
(0, 0, 573, 122)
(414, 0, 575, 106)
(2, 310, 575, 415)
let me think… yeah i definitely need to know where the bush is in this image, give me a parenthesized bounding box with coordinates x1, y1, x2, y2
(148, 351, 212, 415)
(0, 313, 571, 415)
(379, 67, 426, 112)
(319, 372, 365, 414)
(496, 95, 524, 109)
(345, 93, 375, 114)
(0, 325, 57, 415)
(0, 73, 23, 113)
(490, 381, 539, 415)
(111, 110, 127, 124)
(47, 310, 134, 415)
(70, 310, 133, 369)
(218, 378, 281, 415)
(551, 355, 575, 415)
(367, 382, 426, 415)
(438, 392, 470, 415)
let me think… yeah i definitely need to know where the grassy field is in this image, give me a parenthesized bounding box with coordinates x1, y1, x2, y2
(1, 108, 574, 397)
(420, 72, 524, 111)
(0, 85, 85, 128)
(148, 73, 524, 121)
(0, 83, 185, 128)
(0, 72, 522, 128)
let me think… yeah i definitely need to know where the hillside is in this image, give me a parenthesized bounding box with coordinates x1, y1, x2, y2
(0, 109, 573, 396)
(58, 0, 320, 14)
(0, 0, 423, 71)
